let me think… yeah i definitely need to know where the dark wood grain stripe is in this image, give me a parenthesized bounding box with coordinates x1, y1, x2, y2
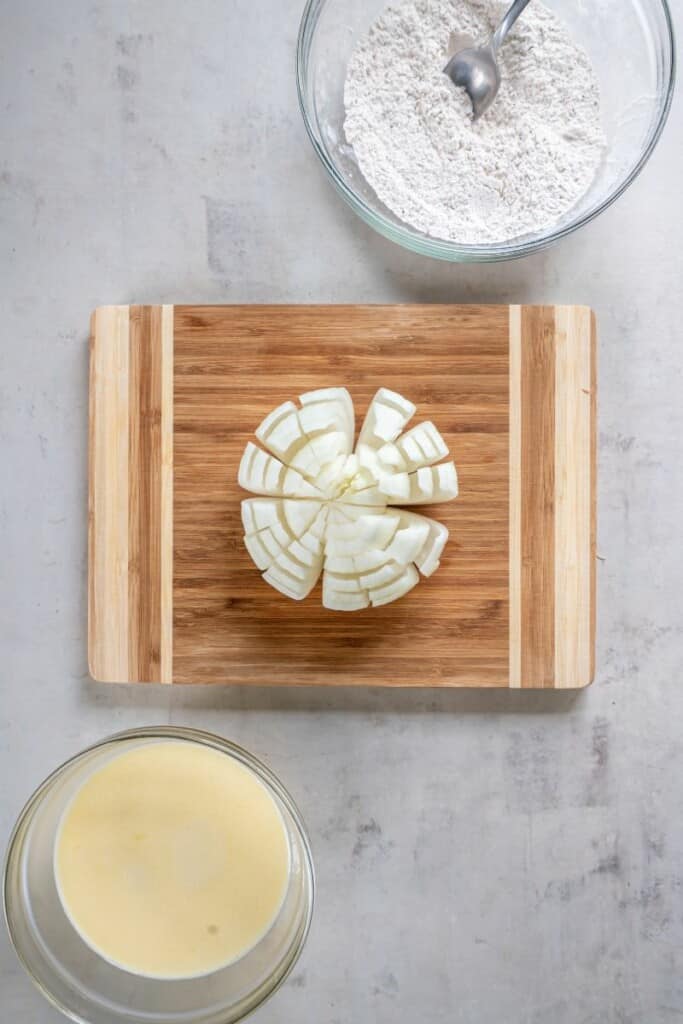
(128, 306, 163, 682)
(520, 306, 556, 688)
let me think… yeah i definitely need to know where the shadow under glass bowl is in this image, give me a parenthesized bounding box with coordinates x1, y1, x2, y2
(297, 0, 675, 262)
(3, 727, 315, 1024)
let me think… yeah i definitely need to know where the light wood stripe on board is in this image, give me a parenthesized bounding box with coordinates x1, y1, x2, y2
(554, 305, 594, 689)
(89, 306, 130, 682)
(521, 306, 556, 688)
(508, 305, 522, 688)
(89, 305, 173, 683)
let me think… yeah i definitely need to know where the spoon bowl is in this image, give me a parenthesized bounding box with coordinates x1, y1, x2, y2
(443, 42, 501, 120)
(443, 0, 532, 120)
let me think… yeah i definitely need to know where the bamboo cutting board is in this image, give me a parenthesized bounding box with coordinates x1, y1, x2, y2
(89, 305, 596, 688)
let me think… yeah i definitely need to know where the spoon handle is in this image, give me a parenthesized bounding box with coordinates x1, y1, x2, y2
(491, 0, 533, 52)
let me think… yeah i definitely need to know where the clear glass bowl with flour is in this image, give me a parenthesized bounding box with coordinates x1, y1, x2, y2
(3, 727, 314, 1024)
(297, 0, 675, 261)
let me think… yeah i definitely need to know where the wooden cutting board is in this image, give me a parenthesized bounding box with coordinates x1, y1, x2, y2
(89, 304, 596, 688)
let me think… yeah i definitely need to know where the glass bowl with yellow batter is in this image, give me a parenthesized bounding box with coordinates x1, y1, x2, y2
(3, 727, 315, 1024)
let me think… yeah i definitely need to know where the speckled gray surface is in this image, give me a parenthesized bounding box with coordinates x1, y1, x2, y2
(1, 2, 682, 1021)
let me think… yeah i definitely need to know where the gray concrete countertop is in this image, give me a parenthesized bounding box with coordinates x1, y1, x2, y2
(1, 2, 682, 1021)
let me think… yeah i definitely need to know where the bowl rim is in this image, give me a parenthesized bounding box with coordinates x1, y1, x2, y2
(3, 726, 315, 1024)
(296, 0, 677, 262)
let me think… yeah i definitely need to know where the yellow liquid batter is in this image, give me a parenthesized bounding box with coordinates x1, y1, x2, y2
(54, 740, 290, 979)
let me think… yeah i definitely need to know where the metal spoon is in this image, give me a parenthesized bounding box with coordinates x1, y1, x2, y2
(443, 0, 533, 121)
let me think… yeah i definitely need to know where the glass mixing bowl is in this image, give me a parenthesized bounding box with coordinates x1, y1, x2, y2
(297, 0, 675, 261)
(3, 727, 314, 1024)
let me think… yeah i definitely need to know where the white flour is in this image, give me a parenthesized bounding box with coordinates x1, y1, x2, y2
(344, 0, 605, 244)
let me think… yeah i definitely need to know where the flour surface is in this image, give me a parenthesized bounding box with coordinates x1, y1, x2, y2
(344, 0, 605, 244)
